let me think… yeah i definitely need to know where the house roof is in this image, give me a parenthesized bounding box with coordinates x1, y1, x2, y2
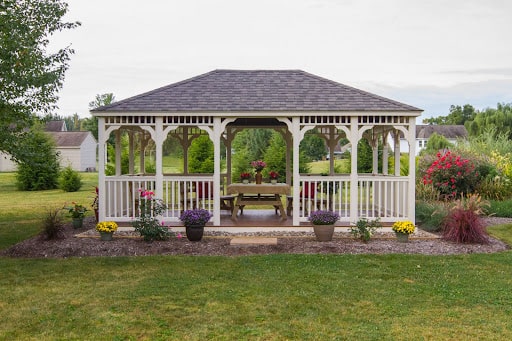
(45, 120, 67, 132)
(48, 132, 94, 148)
(93, 69, 422, 113)
(416, 125, 468, 139)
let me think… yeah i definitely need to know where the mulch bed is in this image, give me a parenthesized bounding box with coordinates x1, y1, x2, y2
(1, 217, 510, 258)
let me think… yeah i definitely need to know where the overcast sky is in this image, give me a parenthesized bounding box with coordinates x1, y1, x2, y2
(50, 0, 512, 121)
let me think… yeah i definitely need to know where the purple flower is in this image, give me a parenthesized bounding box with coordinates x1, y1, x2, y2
(308, 210, 339, 225)
(179, 209, 212, 226)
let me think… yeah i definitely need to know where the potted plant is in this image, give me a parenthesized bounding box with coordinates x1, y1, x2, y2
(392, 220, 415, 242)
(240, 172, 251, 184)
(179, 208, 212, 241)
(269, 170, 279, 184)
(96, 221, 118, 241)
(66, 202, 88, 229)
(308, 210, 339, 241)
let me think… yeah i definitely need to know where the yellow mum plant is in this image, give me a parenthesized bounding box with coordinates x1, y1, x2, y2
(96, 221, 118, 233)
(392, 221, 415, 235)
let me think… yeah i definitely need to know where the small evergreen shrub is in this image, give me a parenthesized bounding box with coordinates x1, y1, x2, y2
(41, 208, 65, 239)
(59, 166, 83, 192)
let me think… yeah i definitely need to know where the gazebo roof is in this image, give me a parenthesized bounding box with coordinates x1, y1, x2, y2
(93, 69, 422, 113)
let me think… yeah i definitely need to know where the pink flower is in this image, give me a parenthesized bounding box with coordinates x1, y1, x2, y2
(177, 233, 182, 239)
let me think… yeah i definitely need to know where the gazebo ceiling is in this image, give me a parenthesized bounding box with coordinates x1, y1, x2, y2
(92, 69, 422, 114)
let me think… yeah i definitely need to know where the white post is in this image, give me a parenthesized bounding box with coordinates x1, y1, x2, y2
(349, 116, 359, 224)
(292, 117, 301, 226)
(98, 117, 106, 222)
(407, 120, 416, 223)
(212, 118, 222, 225)
(155, 117, 164, 200)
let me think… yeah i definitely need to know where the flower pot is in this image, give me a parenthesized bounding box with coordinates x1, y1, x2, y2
(185, 225, 205, 241)
(242, 179, 249, 184)
(255, 171, 263, 184)
(313, 224, 335, 242)
(270, 179, 277, 184)
(395, 232, 409, 243)
(72, 218, 83, 229)
(100, 231, 113, 241)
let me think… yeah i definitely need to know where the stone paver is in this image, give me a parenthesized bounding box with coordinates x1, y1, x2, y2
(230, 237, 278, 246)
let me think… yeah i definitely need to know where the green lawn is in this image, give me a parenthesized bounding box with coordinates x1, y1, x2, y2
(0, 172, 97, 249)
(1, 172, 512, 340)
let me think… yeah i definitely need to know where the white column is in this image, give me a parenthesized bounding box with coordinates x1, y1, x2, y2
(98, 117, 106, 222)
(155, 117, 164, 199)
(292, 117, 301, 226)
(349, 117, 359, 224)
(407, 121, 416, 223)
(212, 118, 222, 225)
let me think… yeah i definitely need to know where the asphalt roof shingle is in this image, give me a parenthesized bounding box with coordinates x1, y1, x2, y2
(93, 70, 422, 113)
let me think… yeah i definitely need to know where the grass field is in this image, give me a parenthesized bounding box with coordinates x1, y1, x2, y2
(1, 172, 512, 340)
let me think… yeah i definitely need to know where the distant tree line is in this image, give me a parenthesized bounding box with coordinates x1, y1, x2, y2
(423, 103, 512, 139)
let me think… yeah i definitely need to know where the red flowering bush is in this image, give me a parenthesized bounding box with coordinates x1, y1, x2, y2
(422, 151, 479, 198)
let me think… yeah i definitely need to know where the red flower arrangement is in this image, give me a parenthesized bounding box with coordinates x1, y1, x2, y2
(269, 171, 279, 179)
(240, 172, 251, 180)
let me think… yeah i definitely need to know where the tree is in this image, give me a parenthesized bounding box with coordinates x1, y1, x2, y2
(301, 130, 326, 161)
(188, 135, 214, 173)
(421, 133, 453, 155)
(423, 104, 476, 125)
(0, 0, 80, 161)
(83, 93, 115, 140)
(16, 124, 60, 190)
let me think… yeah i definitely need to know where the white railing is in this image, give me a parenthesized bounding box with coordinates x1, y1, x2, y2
(297, 176, 351, 222)
(104, 175, 214, 222)
(296, 175, 410, 223)
(358, 175, 409, 222)
(104, 174, 410, 224)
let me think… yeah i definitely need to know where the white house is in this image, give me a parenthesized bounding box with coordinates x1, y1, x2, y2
(0, 121, 97, 172)
(390, 124, 468, 156)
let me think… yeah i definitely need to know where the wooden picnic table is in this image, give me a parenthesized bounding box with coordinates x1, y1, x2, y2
(227, 183, 290, 220)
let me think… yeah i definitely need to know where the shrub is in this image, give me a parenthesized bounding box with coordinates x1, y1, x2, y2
(415, 201, 449, 232)
(422, 151, 479, 199)
(476, 176, 512, 201)
(415, 181, 441, 202)
(16, 126, 60, 191)
(349, 218, 381, 242)
(41, 207, 65, 240)
(488, 199, 512, 218)
(132, 189, 172, 241)
(441, 197, 489, 244)
(58, 166, 82, 192)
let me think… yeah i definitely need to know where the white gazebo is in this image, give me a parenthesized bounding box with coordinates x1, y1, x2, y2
(92, 70, 422, 226)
